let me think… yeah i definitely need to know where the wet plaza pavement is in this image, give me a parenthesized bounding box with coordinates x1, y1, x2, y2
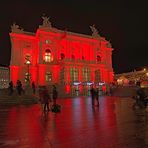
(0, 96, 148, 148)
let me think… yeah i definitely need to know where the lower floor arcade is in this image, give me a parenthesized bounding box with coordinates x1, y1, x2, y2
(10, 64, 113, 97)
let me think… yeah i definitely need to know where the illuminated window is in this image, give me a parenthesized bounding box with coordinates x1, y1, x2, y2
(60, 53, 65, 60)
(70, 68, 78, 81)
(45, 72, 52, 81)
(97, 55, 101, 62)
(45, 49, 52, 62)
(82, 68, 90, 81)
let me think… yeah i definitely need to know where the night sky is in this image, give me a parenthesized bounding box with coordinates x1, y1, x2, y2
(0, 0, 147, 74)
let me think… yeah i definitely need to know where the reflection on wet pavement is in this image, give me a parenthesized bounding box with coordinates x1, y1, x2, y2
(0, 96, 148, 148)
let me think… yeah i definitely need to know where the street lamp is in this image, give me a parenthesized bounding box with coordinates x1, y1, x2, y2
(25, 55, 31, 84)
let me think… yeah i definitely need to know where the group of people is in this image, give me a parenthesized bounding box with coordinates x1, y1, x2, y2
(39, 85, 58, 112)
(8, 80, 36, 95)
(8, 80, 58, 112)
(8, 80, 23, 95)
(133, 87, 148, 108)
(90, 86, 99, 107)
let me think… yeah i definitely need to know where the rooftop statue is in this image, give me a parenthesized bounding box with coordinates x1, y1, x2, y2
(90, 25, 101, 38)
(42, 16, 52, 28)
(11, 23, 24, 33)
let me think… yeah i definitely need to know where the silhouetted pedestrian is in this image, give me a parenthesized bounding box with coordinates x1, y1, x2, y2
(109, 84, 113, 96)
(32, 81, 36, 94)
(52, 85, 58, 105)
(90, 85, 96, 106)
(106, 84, 110, 96)
(95, 88, 99, 106)
(43, 88, 51, 112)
(16, 80, 23, 95)
(8, 81, 13, 95)
(38, 87, 44, 112)
(136, 87, 146, 102)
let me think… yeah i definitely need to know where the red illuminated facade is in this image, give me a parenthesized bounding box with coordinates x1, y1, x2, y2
(10, 17, 114, 96)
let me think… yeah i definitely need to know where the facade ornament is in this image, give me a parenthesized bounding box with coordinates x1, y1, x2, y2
(42, 16, 52, 28)
(11, 23, 24, 33)
(106, 41, 112, 48)
(90, 24, 101, 38)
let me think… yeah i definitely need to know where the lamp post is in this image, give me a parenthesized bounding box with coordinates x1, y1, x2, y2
(25, 56, 31, 85)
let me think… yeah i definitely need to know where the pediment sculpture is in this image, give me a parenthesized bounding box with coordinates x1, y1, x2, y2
(42, 16, 52, 28)
(11, 23, 24, 33)
(106, 41, 112, 48)
(90, 25, 101, 38)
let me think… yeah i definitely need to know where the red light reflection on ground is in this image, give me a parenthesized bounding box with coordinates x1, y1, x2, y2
(1, 96, 120, 147)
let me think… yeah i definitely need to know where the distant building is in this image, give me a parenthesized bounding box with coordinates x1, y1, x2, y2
(9, 16, 114, 96)
(115, 69, 148, 87)
(0, 66, 9, 89)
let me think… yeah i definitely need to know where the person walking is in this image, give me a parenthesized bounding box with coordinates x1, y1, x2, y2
(90, 85, 96, 107)
(106, 83, 110, 96)
(95, 88, 99, 106)
(32, 81, 36, 94)
(42, 88, 51, 112)
(52, 85, 58, 106)
(38, 87, 44, 112)
(8, 81, 13, 95)
(16, 80, 23, 96)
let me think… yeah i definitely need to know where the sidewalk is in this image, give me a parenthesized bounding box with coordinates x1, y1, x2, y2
(0, 96, 148, 147)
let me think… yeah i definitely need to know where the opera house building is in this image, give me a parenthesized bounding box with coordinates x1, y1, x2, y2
(9, 16, 114, 96)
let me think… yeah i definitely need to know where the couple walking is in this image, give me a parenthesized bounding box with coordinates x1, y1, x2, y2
(90, 85, 99, 107)
(39, 85, 58, 112)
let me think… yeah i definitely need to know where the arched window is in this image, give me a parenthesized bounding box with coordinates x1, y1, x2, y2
(97, 55, 101, 62)
(45, 49, 52, 62)
(60, 53, 65, 60)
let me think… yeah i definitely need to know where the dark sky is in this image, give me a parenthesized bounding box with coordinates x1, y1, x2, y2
(0, 0, 147, 74)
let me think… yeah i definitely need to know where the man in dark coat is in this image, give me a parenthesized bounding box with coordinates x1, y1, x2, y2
(95, 88, 99, 106)
(90, 85, 96, 106)
(32, 81, 36, 94)
(43, 88, 51, 112)
(52, 85, 58, 105)
(8, 81, 13, 95)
